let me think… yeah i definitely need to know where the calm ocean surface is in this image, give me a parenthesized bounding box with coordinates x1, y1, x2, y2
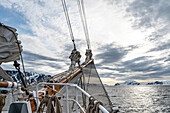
(106, 85, 170, 113)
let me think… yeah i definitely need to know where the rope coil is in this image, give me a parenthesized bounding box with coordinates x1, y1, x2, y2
(37, 95, 62, 113)
(86, 96, 103, 113)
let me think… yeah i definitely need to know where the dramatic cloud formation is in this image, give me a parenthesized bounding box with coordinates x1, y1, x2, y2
(96, 43, 128, 64)
(0, 0, 170, 85)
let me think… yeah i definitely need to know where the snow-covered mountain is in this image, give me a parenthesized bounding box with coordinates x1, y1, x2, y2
(114, 80, 140, 86)
(114, 80, 170, 86)
(0, 70, 51, 84)
(147, 81, 170, 85)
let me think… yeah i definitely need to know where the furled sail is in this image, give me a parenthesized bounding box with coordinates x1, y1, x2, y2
(0, 23, 22, 81)
(0, 23, 22, 62)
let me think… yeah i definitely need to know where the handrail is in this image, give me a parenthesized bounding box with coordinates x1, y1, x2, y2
(36, 82, 109, 113)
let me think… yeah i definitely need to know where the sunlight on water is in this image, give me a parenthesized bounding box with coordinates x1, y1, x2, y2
(106, 85, 170, 113)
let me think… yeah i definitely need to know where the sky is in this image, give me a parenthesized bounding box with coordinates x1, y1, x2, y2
(0, 0, 170, 85)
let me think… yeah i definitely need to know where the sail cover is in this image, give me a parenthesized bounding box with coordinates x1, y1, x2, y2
(0, 24, 22, 62)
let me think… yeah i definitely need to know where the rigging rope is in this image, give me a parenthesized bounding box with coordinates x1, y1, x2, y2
(61, 0, 76, 50)
(77, 0, 91, 49)
(92, 62, 113, 108)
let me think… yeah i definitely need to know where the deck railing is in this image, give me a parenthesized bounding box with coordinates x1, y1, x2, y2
(36, 82, 109, 113)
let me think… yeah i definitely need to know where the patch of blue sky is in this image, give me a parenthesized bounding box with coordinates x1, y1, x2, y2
(0, 5, 33, 35)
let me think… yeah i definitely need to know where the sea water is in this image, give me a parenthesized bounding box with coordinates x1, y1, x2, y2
(106, 85, 170, 113)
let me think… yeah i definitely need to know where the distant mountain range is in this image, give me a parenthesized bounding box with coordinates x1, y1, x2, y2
(115, 80, 140, 86)
(115, 80, 170, 86)
(147, 81, 170, 85)
(0, 70, 51, 84)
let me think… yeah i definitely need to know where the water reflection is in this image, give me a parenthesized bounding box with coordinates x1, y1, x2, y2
(106, 85, 170, 113)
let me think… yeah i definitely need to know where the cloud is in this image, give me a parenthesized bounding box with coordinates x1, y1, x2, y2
(122, 67, 170, 81)
(95, 43, 138, 66)
(0, 5, 29, 33)
(97, 54, 169, 82)
(122, 56, 161, 72)
(94, 40, 170, 82)
(23, 51, 64, 62)
(118, 75, 162, 81)
(95, 43, 129, 65)
(22, 51, 69, 74)
(125, 0, 170, 41)
(165, 55, 170, 62)
(122, 56, 166, 73)
(123, 62, 163, 72)
(149, 40, 170, 52)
